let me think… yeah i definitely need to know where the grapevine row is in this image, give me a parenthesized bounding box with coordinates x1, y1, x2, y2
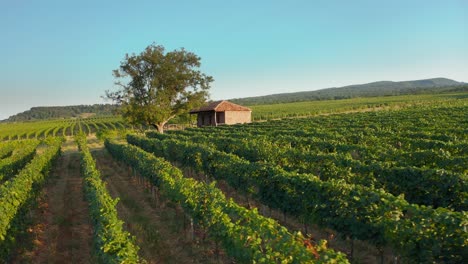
(128, 134, 467, 263)
(0, 118, 130, 141)
(179, 103, 468, 156)
(75, 135, 141, 263)
(0, 142, 18, 159)
(154, 132, 467, 210)
(172, 127, 468, 173)
(0, 140, 41, 183)
(105, 139, 348, 263)
(0, 138, 62, 258)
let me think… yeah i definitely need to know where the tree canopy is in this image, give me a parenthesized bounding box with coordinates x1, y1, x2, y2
(106, 43, 213, 133)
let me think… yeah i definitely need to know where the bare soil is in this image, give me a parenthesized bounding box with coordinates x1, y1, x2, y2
(12, 139, 94, 263)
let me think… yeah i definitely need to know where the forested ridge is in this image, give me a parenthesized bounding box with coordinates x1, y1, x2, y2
(231, 78, 467, 105)
(3, 78, 467, 122)
(3, 104, 119, 122)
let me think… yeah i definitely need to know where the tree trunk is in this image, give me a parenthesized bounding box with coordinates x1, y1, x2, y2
(152, 122, 166, 134)
(156, 124, 164, 134)
(152, 115, 176, 134)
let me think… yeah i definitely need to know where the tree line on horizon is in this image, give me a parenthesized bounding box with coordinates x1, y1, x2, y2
(230, 83, 468, 105)
(3, 104, 119, 123)
(4, 83, 467, 123)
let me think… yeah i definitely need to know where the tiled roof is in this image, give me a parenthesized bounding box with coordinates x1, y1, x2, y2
(190, 100, 251, 113)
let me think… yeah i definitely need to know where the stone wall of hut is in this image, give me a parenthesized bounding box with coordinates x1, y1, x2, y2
(224, 111, 251, 124)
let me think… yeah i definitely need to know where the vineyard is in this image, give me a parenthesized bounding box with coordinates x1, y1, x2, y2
(0, 97, 466, 263)
(0, 116, 127, 141)
(249, 92, 468, 120)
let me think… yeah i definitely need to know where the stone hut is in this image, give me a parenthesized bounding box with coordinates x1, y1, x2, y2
(190, 100, 252, 127)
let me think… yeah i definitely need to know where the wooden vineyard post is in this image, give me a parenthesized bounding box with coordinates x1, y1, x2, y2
(379, 248, 384, 264)
(190, 217, 194, 242)
(183, 212, 187, 237)
(351, 238, 355, 261)
(215, 240, 220, 264)
(155, 187, 160, 208)
(205, 171, 209, 183)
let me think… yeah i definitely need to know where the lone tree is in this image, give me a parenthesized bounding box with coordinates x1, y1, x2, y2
(106, 43, 213, 133)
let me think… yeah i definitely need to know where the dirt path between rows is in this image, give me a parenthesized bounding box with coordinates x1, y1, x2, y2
(13, 139, 93, 263)
(89, 138, 232, 264)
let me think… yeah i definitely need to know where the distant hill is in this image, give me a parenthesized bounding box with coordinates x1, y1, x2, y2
(3, 78, 467, 122)
(3, 104, 119, 122)
(231, 78, 467, 105)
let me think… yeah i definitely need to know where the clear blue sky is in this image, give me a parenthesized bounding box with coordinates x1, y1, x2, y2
(1, 0, 467, 119)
